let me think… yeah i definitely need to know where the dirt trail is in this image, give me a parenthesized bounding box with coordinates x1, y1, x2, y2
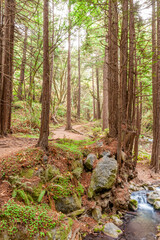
(0, 124, 91, 159)
(51, 124, 91, 141)
(0, 136, 37, 159)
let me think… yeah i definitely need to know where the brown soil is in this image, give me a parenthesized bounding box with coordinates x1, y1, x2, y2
(51, 124, 90, 141)
(0, 135, 37, 159)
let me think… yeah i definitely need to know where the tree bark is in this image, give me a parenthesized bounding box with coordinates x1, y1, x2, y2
(96, 66, 101, 119)
(0, 0, 15, 135)
(151, 0, 158, 168)
(127, 0, 135, 126)
(66, 0, 72, 130)
(103, 30, 109, 130)
(120, 0, 128, 122)
(37, 0, 50, 150)
(77, 29, 81, 119)
(108, 0, 118, 137)
(92, 67, 96, 119)
(18, 26, 28, 100)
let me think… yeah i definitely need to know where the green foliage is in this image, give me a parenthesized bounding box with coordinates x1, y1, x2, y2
(0, 200, 56, 238)
(54, 138, 96, 159)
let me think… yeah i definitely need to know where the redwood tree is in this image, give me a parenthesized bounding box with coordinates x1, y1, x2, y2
(108, 0, 118, 137)
(37, 0, 50, 150)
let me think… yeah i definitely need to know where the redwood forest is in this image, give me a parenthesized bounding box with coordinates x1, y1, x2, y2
(0, 0, 160, 239)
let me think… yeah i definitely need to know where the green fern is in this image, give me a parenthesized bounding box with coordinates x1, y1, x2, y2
(17, 189, 30, 205)
(38, 190, 46, 203)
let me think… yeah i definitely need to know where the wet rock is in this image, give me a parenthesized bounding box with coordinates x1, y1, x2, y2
(154, 201, 160, 210)
(148, 186, 155, 191)
(147, 190, 160, 205)
(88, 156, 118, 198)
(84, 153, 97, 171)
(111, 215, 123, 226)
(129, 199, 138, 211)
(55, 193, 81, 214)
(92, 206, 102, 221)
(103, 222, 122, 238)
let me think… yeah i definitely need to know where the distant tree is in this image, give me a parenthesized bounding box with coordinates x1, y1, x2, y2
(18, 26, 28, 100)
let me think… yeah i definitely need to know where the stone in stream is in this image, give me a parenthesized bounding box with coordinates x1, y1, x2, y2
(128, 199, 138, 211)
(84, 153, 97, 171)
(103, 222, 122, 238)
(111, 215, 123, 226)
(88, 156, 118, 198)
(154, 200, 160, 210)
(147, 190, 160, 205)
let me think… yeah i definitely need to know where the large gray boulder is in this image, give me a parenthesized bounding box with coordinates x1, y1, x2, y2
(88, 156, 118, 198)
(103, 222, 122, 238)
(55, 193, 81, 214)
(84, 153, 97, 170)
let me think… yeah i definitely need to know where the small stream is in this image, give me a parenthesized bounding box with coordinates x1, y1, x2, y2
(83, 190, 160, 240)
(120, 190, 160, 240)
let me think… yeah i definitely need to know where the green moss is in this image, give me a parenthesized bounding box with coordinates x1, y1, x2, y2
(94, 225, 104, 232)
(21, 168, 34, 178)
(54, 218, 73, 240)
(72, 167, 83, 179)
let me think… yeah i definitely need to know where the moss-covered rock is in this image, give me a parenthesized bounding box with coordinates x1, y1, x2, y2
(84, 153, 97, 171)
(88, 156, 118, 198)
(48, 218, 73, 240)
(55, 193, 81, 214)
(72, 167, 83, 179)
(129, 199, 138, 211)
(92, 206, 102, 221)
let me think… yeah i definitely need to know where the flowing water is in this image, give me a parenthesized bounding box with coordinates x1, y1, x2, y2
(83, 190, 160, 240)
(120, 190, 160, 240)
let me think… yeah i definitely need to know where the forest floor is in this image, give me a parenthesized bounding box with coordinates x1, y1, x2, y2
(0, 122, 159, 239)
(0, 122, 94, 158)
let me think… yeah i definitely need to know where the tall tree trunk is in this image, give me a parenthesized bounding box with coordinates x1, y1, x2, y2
(66, 0, 72, 130)
(103, 9, 109, 130)
(49, 0, 54, 103)
(108, 0, 118, 137)
(151, 0, 157, 168)
(0, 0, 15, 135)
(92, 68, 96, 119)
(38, 0, 50, 150)
(8, 0, 15, 131)
(96, 66, 101, 119)
(117, 47, 122, 166)
(77, 29, 81, 119)
(18, 26, 28, 100)
(153, 0, 160, 172)
(120, 0, 128, 122)
(127, 0, 135, 126)
(0, 1, 3, 133)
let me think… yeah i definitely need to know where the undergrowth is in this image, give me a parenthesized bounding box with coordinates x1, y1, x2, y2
(0, 200, 59, 238)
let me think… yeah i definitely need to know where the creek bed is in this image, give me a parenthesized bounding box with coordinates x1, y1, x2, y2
(83, 190, 160, 240)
